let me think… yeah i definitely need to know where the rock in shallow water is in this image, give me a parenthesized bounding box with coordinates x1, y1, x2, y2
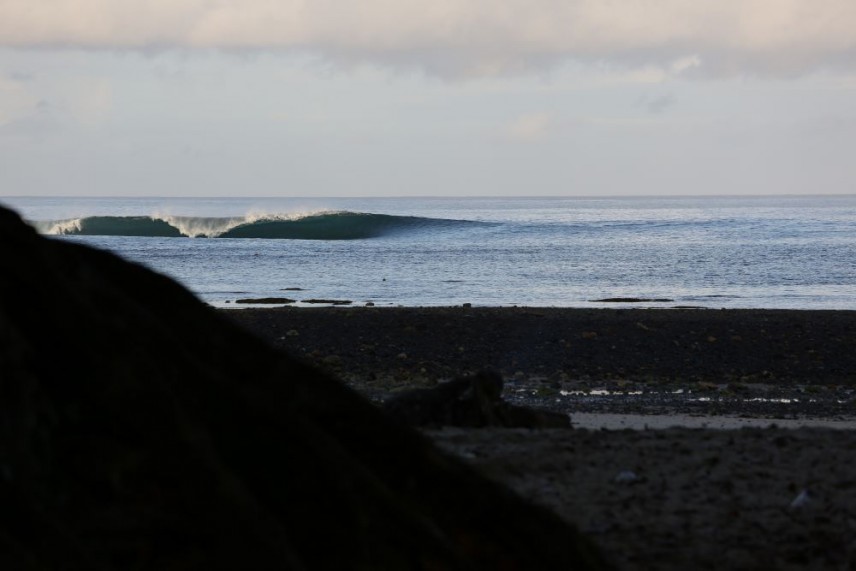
(0, 206, 608, 570)
(234, 297, 296, 304)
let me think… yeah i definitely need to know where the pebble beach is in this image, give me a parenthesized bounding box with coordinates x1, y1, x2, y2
(227, 306, 856, 570)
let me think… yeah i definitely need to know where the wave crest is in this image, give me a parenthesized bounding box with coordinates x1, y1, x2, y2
(33, 211, 485, 240)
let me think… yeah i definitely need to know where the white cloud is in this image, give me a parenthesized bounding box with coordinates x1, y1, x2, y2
(670, 56, 702, 75)
(1, 1, 855, 77)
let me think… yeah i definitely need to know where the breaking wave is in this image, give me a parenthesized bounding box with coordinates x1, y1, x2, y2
(32, 211, 486, 240)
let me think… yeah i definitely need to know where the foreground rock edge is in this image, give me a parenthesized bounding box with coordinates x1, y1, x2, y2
(0, 206, 609, 570)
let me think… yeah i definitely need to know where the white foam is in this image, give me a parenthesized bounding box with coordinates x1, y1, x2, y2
(152, 214, 246, 238)
(152, 209, 341, 238)
(33, 218, 83, 235)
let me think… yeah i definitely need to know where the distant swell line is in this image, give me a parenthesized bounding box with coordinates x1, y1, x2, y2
(32, 211, 487, 240)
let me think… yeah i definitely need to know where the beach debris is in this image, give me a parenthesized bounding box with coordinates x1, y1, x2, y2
(286, 329, 299, 337)
(234, 297, 296, 304)
(614, 470, 640, 484)
(383, 370, 571, 429)
(302, 298, 353, 305)
(789, 489, 812, 510)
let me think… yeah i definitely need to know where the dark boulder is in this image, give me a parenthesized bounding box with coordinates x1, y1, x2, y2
(0, 206, 609, 570)
(384, 370, 571, 428)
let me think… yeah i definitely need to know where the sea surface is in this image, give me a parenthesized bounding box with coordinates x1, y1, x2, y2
(3, 195, 856, 309)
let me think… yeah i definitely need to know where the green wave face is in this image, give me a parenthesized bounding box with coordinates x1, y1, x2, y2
(35, 212, 488, 240)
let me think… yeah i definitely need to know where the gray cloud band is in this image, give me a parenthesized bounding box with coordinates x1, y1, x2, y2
(1, 1, 855, 77)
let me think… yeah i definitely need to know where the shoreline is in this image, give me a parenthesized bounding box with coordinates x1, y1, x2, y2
(224, 306, 856, 423)
(222, 304, 856, 568)
(570, 412, 856, 430)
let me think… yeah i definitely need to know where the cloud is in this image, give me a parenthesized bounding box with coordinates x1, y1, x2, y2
(0, 99, 60, 139)
(1, 71, 112, 134)
(505, 113, 552, 142)
(66, 77, 112, 125)
(638, 94, 677, 114)
(0, 72, 39, 124)
(1, 1, 855, 77)
(8, 71, 35, 81)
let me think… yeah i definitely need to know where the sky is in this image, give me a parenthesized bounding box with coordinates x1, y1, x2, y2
(1, 0, 855, 197)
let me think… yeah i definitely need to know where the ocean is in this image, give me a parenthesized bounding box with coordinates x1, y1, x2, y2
(3, 195, 855, 310)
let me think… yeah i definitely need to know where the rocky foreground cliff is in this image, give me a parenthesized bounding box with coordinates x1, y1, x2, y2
(0, 205, 607, 570)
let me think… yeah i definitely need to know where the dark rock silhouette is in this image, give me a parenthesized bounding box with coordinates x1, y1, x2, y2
(234, 297, 296, 304)
(384, 370, 571, 428)
(0, 206, 609, 570)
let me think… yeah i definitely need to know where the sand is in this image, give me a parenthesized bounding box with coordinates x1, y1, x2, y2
(225, 306, 856, 570)
(430, 427, 856, 570)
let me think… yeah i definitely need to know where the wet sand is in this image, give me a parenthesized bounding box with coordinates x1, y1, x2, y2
(571, 412, 856, 430)
(225, 306, 856, 570)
